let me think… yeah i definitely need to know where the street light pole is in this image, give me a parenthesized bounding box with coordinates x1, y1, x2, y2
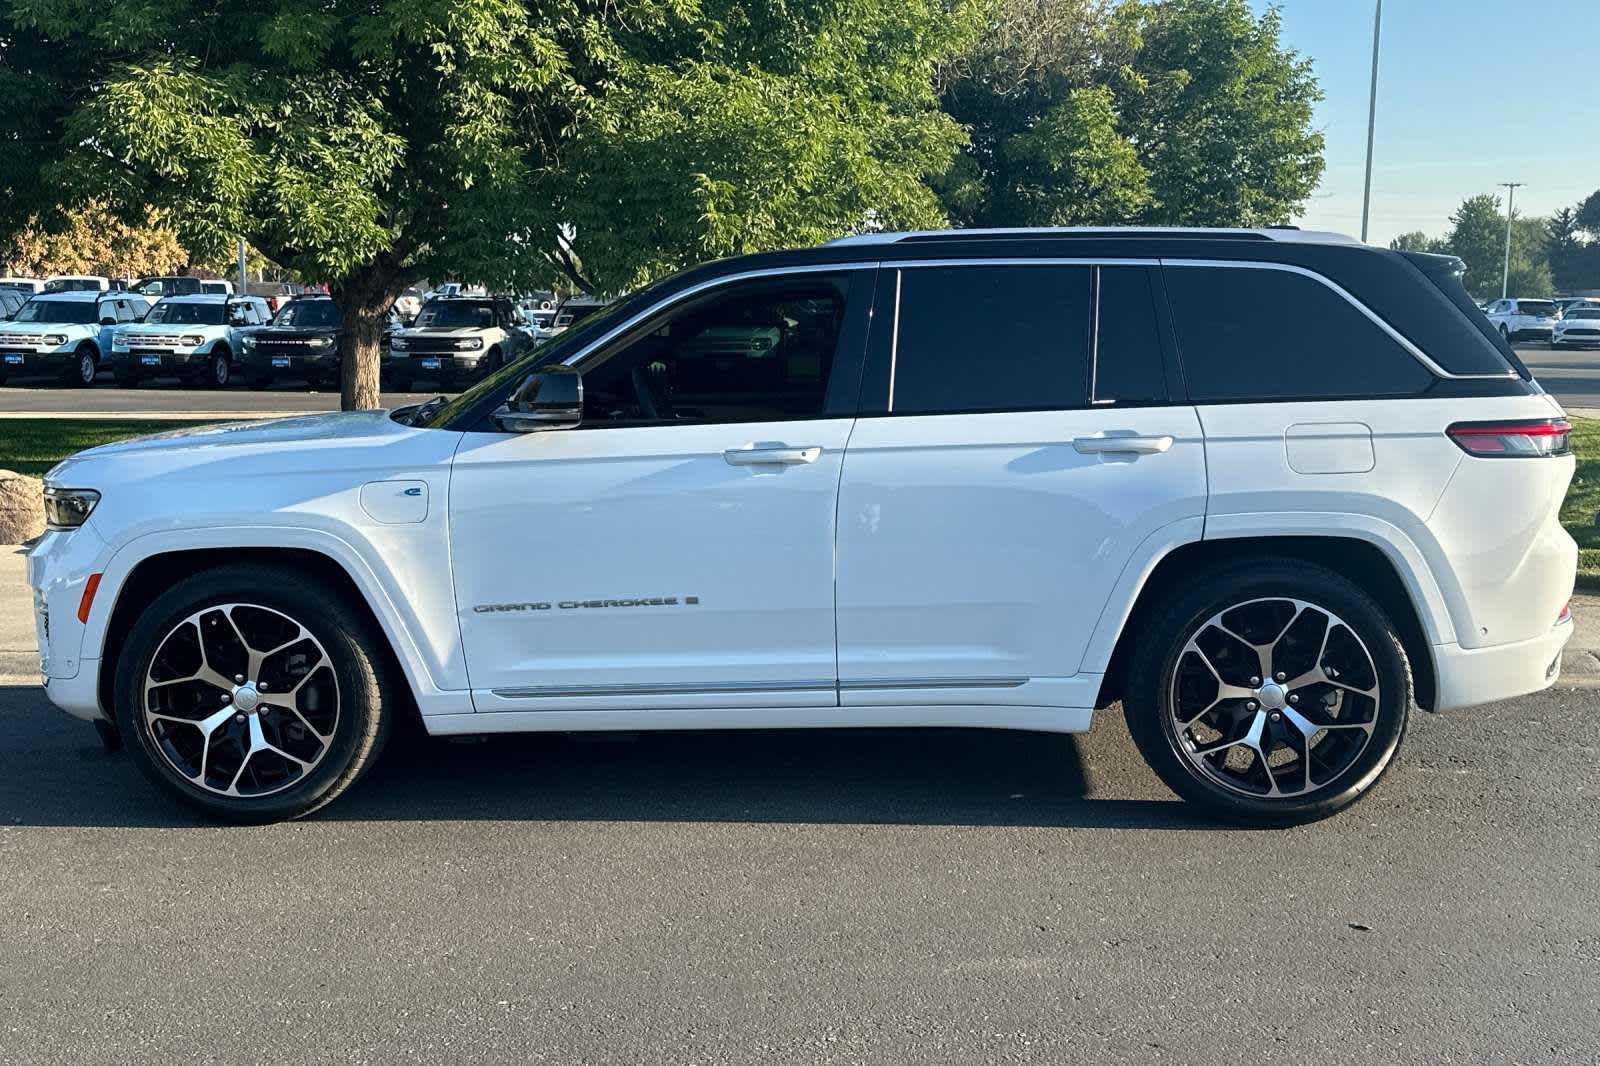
(1499, 182, 1523, 299)
(1360, 0, 1382, 243)
(236, 238, 248, 296)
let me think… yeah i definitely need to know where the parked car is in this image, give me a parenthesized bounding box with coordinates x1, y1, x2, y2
(0, 290, 148, 385)
(383, 295, 530, 390)
(1485, 297, 1560, 341)
(0, 276, 44, 294)
(26, 227, 1576, 824)
(108, 293, 268, 387)
(43, 274, 111, 293)
(0, 288, 28, 321)
(1553, 297, 1600, 315)
(241, 294, 344, 388)
(1552, 307, 1600, 349)
(133, 276, 204, 300)
(549, 294, 609, 334)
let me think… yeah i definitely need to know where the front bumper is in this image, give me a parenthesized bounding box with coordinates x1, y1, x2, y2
(384, 352, 486, 379)
(1433, 615, 1573, 711)
(26, 526, 111, 721)
(0, 348, 73, 374)
(243, 348, 337, 375)
(113, 348, 208, 375)
(1553, 333, 1600, 347)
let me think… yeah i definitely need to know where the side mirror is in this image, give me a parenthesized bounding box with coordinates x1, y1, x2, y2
(495, 368, 582, 433)
(100, 315, 116, 326)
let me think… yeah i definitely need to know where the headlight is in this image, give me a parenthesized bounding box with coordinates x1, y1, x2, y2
(181, 334, 205, 346)
(112, 332, 128, 346)
(309, 336, 333, 348)
(242, 335, 256, 350)
(42, 334, 68, 347)
(455, 337, 483, 350)
(42, 486, 100, 531)
(390, 336, 409, 351)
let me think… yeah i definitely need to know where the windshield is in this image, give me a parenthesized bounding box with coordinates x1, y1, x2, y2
(274, 300, 340, 328)
(1517, 301, 1557, 316)
(415, 285, 668, 429)
(146, 302, 226, 325)
(13, 298, 97, 324)
(415, 301, 495, 328)
(1567, 309, 1600, 320)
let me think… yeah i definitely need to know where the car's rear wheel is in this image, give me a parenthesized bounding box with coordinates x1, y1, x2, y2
(1124, 560, 1410, 825)
(114, 564, 393, 822)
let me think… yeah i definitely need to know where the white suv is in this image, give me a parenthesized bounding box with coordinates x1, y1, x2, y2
(0, 290, 151, 386)
(1485, 297, 1560, 342)
(109, 294, 267, 387)
(27, 229, 1576, 824)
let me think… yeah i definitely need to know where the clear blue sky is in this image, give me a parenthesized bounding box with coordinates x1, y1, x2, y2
(1251, 1, 1599, 244)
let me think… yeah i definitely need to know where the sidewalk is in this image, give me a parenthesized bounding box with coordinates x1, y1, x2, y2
(5, 546, 1600, 690)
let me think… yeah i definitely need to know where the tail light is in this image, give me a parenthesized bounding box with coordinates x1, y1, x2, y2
(1446, 418, 1571, 457)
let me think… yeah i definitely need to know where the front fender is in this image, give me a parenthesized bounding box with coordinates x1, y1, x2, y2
(84, 524, 472, 718)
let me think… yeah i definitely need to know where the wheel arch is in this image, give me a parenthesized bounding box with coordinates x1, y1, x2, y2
(1095, 535, 1439, 713)
(94, 543, 428, 726)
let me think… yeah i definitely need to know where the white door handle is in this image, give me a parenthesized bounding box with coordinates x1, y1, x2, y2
(723, 445, 823, 466)
(1072, 434, 1174, 456)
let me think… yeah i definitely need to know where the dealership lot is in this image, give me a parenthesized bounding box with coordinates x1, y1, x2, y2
(2, 552, 1599, 1063)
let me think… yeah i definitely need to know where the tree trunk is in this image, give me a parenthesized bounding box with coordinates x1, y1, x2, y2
(331, 262, 408, 411)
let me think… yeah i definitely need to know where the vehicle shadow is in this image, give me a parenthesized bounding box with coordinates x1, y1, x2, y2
(0, 683, 1216, 830)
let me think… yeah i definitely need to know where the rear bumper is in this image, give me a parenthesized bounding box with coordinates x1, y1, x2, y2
(1432, 616, 1573, 711)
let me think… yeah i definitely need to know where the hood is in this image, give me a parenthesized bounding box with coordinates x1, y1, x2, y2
(256, 324, 340, 339)
(403, 326, 486, 337)
(0, 321, 94, 334)
(119, 320, 226, 333)
(66, 411, 402, 463)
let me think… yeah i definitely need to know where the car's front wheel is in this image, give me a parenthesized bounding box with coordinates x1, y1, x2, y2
(208, 348, 232, 388)
(114, 564, 393, 822)
(1124, 560, 1410, 825)
(70, 345, 98, 387)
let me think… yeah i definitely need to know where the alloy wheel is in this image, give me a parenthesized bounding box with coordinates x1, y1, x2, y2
(1169, 597, 1381, 799)
(142, 603, 340, 797)
(79, 351, 95, 384)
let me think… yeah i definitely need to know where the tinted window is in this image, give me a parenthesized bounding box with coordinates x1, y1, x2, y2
(1093, 267, 1167, 404)
(1516, 301, 1556, 316)
(275, 300, 340, 328)
(1164, 266, 1432, 401)
(147, 301, 226, 325)
(416, 301, 495, 328)
(15, 298, 96, 324)
(890, 265, 1091, 414)
(575, 277, 848, 424)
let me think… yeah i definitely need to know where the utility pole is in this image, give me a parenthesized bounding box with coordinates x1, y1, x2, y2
(1360, 0, 1382, 243)
(236, 238, 248, 296)
(1499, 182, 1523, 298)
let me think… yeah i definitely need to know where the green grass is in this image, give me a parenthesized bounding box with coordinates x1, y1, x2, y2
(1561, 417, 1600, 592)
(0, 418, 218, 477)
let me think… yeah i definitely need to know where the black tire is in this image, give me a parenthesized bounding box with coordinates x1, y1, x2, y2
(1123, 559, 1411, 826)
(114, 564, 394, 823)
(207, 348, 232, 388)
(70, 344, 98, 387)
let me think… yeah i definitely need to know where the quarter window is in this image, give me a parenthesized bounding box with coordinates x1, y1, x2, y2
(1163, 265, 1433, 402)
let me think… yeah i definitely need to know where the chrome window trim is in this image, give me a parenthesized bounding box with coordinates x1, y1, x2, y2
(1159, 258, 1519, 381)
(552, 261, 877, 371)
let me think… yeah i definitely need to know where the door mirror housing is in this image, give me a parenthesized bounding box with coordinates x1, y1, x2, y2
(495, 368, 582, 432)
(99, 315, 116, 326)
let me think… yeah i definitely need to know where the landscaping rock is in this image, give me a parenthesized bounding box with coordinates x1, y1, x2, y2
(0, 470, 44, 544)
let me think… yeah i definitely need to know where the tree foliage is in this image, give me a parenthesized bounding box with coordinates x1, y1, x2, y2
(6, 0, 978, 407)
(1, 202, 187, 278)
(937, 0, 1323, 228)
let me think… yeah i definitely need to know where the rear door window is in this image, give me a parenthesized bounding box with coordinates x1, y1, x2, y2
(886, 265, 1093, 414)
(1163, 265, 1433, 402)
(1092, 267, 1168, 405)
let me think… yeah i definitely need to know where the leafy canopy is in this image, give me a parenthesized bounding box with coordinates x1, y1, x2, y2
(5, 0, 978, 297)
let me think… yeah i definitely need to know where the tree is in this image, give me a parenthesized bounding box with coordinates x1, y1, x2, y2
(937, 0, 1324, 229)
(1578, 189, 1600, 237)
(1, 202, 187, 279)
(1389, 231, 1441, 254)
(1442, 194, 1511, 298)
(9, 0, 977, 409)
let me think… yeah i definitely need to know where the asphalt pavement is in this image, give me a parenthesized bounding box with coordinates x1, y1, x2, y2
(2, 551, 1598, 1063)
